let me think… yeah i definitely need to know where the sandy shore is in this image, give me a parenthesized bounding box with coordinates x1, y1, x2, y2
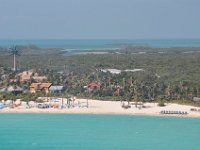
(1, 99, 200, 118)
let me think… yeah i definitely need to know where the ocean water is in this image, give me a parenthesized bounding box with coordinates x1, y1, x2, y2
(0, 114, 199, 150)
(0, 39, 200, 50)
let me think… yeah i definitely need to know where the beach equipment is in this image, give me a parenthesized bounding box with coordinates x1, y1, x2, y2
(14, 99, 21, 107)
(160, 110, 188, 115)
(28, 101, 35, 108)
(38, 103, 50, 109)
(5, 100, 12, 105)
(121, 102, 131, 109)
(53, 103, 59, 108)
(0, 103, 4, 109)
(20, 102, 29, 109)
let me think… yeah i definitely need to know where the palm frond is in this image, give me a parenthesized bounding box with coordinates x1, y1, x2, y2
(8, 45, 21, 56)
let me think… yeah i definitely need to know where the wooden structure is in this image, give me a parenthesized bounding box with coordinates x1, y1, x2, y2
(18, 71, 47, 82)
(30, 83, 52, 93)
(18, 71, 33, 81)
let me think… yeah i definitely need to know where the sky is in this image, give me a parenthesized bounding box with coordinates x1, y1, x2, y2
(0, 0, 199, 39)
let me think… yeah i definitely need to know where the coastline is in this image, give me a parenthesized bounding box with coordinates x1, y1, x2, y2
(1, 99, 200, 118)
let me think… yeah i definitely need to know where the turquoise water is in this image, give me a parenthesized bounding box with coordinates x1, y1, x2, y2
(0, 114, 199, 150)
(0, 39, 200, 49)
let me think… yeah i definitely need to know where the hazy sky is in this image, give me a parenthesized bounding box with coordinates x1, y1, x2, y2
(0, 0, 199, 39)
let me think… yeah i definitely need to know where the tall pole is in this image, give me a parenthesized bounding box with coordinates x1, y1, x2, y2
(13, 54, 16, 71)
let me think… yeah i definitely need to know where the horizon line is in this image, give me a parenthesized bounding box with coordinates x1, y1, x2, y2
(0, 38, 200, 40)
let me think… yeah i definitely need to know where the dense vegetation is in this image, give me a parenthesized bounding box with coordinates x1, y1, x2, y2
(1, 45, 200, 104)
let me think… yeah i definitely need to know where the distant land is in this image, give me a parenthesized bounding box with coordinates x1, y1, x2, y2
(0, 39, 200, 50)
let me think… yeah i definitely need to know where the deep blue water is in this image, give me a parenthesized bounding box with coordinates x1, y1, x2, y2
(0, 39, 200, 50)
(0, 114, 199, 150)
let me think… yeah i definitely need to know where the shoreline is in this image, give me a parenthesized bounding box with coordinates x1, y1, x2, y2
(1, 111, 200, 119)
(1, 99, 200, 118)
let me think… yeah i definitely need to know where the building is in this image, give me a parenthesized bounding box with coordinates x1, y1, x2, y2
(18, 71, 47, 82)
(30, 83, 52, 93)
(0, 86, 23, 95)
(193, 97, 200, 104)
(32, 75, 47, 82)
(32, 72, 47, 82)
(18, 71, 33, 81)
(49, 86, 64, 93)
(88, 83, 99, 89)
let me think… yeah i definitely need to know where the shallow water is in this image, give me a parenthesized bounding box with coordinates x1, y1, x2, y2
(0, 39, 200, 49)
(0, 114, 199, 150)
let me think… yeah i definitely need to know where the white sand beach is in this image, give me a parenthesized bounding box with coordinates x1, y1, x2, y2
(1, 99, 200, 118)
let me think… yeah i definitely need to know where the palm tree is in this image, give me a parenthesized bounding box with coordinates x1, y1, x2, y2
(8, 45, 21, 71)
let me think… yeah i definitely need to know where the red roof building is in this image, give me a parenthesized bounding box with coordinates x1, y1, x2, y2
(88, 83, 98, 88)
